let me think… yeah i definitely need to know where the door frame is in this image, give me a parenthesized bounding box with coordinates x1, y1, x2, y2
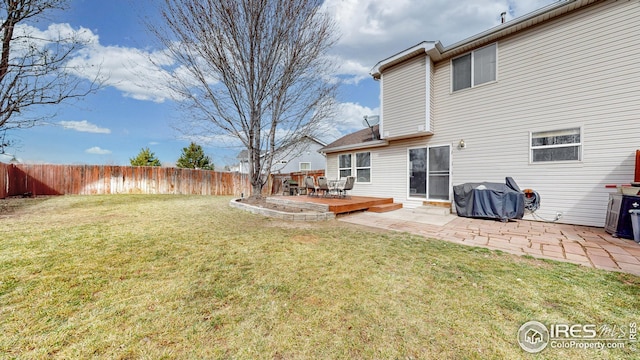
(407, 144, 452, 202)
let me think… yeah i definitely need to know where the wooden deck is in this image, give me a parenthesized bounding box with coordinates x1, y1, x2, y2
(272, 195, 394, 215)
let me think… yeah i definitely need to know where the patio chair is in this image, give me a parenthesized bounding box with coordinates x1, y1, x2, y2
(317, 176, 330, 197)
(337, 176, 355, 198)
(305, 176, 319, 197)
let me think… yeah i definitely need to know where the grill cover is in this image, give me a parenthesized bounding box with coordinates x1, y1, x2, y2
(453, 177, 525, 221)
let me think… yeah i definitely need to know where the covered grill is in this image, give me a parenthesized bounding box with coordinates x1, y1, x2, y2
(453, 177, 525, 222)
(282, 179, 299, 196)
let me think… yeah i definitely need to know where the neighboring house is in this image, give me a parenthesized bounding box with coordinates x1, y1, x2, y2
(0, 154, 20, 163)
(234, 136, 327, 174)
(232, 149, 261, 174)
(320, 0, 640, 227)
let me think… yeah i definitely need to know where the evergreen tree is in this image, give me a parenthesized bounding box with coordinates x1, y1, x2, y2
(176, 142, 213, 170)
(130, 147, 161, 167)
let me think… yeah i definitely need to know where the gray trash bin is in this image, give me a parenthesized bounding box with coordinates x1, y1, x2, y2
(630, 209, 640, 243)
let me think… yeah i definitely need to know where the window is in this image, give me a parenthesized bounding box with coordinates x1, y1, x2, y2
(338, 154, 351, 178)
(299, 162, 311, 171)
(355, 152, 371, 182)
(531, 128, 582, 163)
(452, 43, 496, 91)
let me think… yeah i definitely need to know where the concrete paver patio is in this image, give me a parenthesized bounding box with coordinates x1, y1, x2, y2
(339, 209, 640, 276)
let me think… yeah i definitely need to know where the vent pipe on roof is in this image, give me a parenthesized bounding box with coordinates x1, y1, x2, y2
(501, 12, 507, 23)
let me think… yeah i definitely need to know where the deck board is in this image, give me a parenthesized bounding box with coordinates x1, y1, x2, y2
(271, 195, 394, 215)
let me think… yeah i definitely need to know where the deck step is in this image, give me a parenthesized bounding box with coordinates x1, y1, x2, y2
(412, 206, 450, 216)
(368, 203, 403, 213)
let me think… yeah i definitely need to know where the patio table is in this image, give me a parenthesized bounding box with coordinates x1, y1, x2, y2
(328, 179, 346, 197)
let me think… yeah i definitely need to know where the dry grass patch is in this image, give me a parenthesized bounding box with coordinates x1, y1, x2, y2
(0, 195, 638, 359)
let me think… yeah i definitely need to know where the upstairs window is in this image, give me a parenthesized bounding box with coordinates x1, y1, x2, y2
(530, 128, 582, 163)
(452, 43, 497, 91)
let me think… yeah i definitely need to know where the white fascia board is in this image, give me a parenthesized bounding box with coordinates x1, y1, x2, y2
(373, 0, 592, 68)
(370, 41, 436, 79)
(320, 140, 389, 155)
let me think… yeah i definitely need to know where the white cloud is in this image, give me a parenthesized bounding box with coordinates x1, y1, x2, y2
(59, 120, 111, 134)
(177, 102, 380, 147)
(85, 146, 112, 155)
(323, 0, 557, 81)
(316, 102, 380, 143)
(12, 23, 99, 57)
(66, 44, 177, 103)
(335, 102, 380, 132)
(10, 21, 177, 103)
(41, 1, 558, 104)
(178, 133, 244, 149)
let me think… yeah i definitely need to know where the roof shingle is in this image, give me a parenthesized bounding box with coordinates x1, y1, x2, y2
(320, 125, 380, 153)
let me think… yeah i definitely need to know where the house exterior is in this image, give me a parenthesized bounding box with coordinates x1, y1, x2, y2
(234, 136, 327, 174)
(321, 0, 640, 227)
(271, 136, 327, 174)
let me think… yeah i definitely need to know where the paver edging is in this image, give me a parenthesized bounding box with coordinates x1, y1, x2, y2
(229, 198, 335, 221)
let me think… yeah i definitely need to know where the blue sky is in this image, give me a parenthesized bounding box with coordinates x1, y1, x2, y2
(4, 0, 555, 167)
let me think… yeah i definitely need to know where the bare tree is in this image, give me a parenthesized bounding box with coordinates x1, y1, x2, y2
(0, 0, 102, 150)
(152, 0, 338, 197)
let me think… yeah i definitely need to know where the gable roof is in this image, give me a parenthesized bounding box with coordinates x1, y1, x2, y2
(320, 125, 388, 154)
(370, 0, 599, 78)
(236, 136, 327, 160)
(303, 135, 328, 147)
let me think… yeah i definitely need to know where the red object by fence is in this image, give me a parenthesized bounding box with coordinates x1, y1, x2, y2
(0, 162, 9, 199)
(633, 150, 640, 182)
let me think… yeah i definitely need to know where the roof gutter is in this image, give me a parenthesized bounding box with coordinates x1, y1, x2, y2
(430, 0, 587, 61)
(320, 139, 389, 155)
(370, 0, 592, 75)
(370, 41, 436, 79)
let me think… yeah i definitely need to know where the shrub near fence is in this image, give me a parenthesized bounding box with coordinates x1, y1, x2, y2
(0, 163, 251, 198)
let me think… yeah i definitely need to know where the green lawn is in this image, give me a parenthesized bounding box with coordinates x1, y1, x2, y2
(1, 195, 638, 359)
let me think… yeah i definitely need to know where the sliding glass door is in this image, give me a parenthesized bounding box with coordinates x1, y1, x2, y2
(409, 148, 427, 197)
(428, 145, 450, 200)
(409, 145, 450, 201)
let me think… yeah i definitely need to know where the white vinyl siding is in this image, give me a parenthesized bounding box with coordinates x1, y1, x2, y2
(270, 138, 327, 174)
(430, 0, 640, 226)
(326, 0, 640, 227)
(325, 138, 433, 208)
(381, 55, 429, 139)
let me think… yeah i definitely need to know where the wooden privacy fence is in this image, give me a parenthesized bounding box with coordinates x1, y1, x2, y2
(0, 163, 252, 198)
(0, 162, 8, 199)
(271, 170, 325, 195)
